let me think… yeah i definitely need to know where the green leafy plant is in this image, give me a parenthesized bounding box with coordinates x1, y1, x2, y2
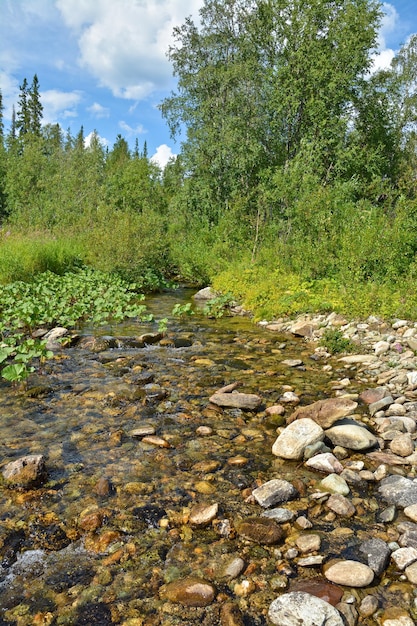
(319, 328, 355, 355)
(0, 268, 152, 383)
(203, 293, 234, 319)
(171, 302, 194, 318)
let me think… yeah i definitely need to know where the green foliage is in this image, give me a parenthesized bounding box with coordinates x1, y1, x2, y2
(203, 293, 234, 319)
(0, 231, 85, 283)
(319, 328, 355, 355)
(171, 302, 194, 318)
(0, 268, 152, 383)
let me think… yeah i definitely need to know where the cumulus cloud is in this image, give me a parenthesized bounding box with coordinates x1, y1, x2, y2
(371, 3, 399, 72)
(119, 120, 147, 136)
(151, 144, 177, 169)
(41, 89, 82, 124)
(84, 130, 109, 149)
(87, 102, 110, 118)
(56, 0, 203, 99)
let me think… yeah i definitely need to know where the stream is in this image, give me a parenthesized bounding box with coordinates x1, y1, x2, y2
(0, 288, 414, 625)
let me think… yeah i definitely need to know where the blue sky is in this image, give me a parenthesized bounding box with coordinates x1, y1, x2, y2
(1, 1, 416, 167)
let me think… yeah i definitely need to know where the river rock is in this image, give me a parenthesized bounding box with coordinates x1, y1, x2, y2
(360, 387, 387, 405)
(290, 321, 317, 338)
(236, 517, 283, 544)
(261, 508, 295, 523)
(338, 354, 379, 365)
(44, 326, 69, 350)
(359, 595, 379, 618)
(288, 398, 358, 428)
(305, 453, 343, 474)
(319, 474, 350, 496)
(161, 576, 216, 607)
(359, 538, 391, 576)
(220, 602, 245, 626)
(404, 504, 417, 522)
(2, 455, 47, 489)
(290, 579, 344, 606)
(389, 434, 414, 457)
(209, 392, 262, 410)
(193, 287, 218, 300)
(272, 418, 324, 460)
(369, 395, 394, 416)
(252, 479, 297, 508)
(326, 494, 355, 517)
(324, 423, 378, 450)
(296, 534, 321, 553)
(404, 560, 417, 584)
(391, 547, 417, 570)
(324, 560, 374, 587)
(268, 591, 345, 626)
(189, 502, 218, 525)
(378, 475, 417, 508)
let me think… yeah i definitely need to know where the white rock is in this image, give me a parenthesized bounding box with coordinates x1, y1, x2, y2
(320, 474, 350, 496)
(272, 419, 324, 460)
(374, 341, 390, 356)
(305, 453, 343, 474)
(269, 591, 344, 626)
(391, 547, 417, 570)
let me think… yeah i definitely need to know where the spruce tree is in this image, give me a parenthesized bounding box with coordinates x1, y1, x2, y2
(28, 74, 43, 136)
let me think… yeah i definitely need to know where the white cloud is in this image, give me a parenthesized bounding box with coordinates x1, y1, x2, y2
(41, 89, 82, 124)
(87, 102, 110, 118)
(56, 0, 203, 100)
(84, 130, 109, 148)
(119, 120, 146, 135)
(151, 144, 176, 168)
(371, 3, 399, 72)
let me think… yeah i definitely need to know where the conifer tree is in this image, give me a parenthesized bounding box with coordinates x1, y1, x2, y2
(28, 74, 43, 136)
(16, 78, 30, 137)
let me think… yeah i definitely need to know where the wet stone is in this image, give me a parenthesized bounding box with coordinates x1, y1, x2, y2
(2, 455, 47, 489)
(359, 538, 391, 576)
(209, 391, 262, 410)
(378, 475, 417, 508)
(326, 494, 356, 517)
(220, 602, 245, 626)
(189, 502, 218, 525)
(390, 547, 417, 570)
(359, 595, 379, 617)
(324, 560, 374, 587)
(161, 576, 216, 607)
(290, 579, 344, 606)
(252, 479, 297, 508)
(261, 508, 295, 523)
(236, 517, 283, 544)
(269, 591, 345, 626)
(272, 418, 324, 460)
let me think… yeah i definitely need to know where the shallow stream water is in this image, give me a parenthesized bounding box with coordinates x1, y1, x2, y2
(0, 289, 414, 625)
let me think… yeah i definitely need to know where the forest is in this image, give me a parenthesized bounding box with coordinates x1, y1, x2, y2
(2, 0, 417, 325)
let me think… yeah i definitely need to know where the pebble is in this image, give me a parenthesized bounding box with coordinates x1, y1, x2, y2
(319, 474, 350, 496)
(326, 494, 356, 517)
(261, 508, 295, 523)
(236, 517, 283, 544)
(359, 595, 379, 617)
(252, 479, 297, 508)
(189, 502, 218, 525)
(324, 560, 374, 587)
(305, 452, 343, 474)
(295, 534, 321, 553)
(161, 577, 216, 607)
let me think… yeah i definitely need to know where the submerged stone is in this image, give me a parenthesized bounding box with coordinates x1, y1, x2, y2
(161, 576, 216, 607)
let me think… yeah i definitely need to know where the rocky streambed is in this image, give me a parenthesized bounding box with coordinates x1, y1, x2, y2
(1, 290, 417, 625)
